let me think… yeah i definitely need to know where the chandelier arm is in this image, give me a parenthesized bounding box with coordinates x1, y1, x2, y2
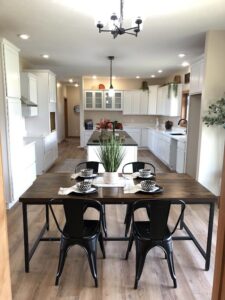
(120, 0, 124, 28)
(99, 29, 114, 33)
(124, 26, 139, 32)
(124, 32, 137, 36)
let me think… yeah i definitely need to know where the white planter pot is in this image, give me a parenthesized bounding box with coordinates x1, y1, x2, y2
(103, 172, 119, 184)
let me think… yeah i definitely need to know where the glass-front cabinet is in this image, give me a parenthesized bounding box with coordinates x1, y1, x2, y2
(84, 90, 123, 111)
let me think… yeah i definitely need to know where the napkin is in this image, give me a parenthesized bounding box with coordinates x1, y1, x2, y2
(58, 185, 77, 195)
(70, 173, 80, 180)
(124, 183, 159, 194)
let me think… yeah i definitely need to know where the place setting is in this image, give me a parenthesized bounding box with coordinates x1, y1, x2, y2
(124, 179, 163, 194)
(122, 168, 155, 180)
(58, 180, 98, 195)
(70, 168, 98, 180)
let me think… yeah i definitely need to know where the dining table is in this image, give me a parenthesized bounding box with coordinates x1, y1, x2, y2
(19, 172, 217, 273)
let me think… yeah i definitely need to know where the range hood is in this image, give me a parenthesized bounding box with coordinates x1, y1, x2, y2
(21, 96, 38, 107)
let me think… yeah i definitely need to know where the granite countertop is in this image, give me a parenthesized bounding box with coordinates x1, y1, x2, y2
(87, 130, 138, 146)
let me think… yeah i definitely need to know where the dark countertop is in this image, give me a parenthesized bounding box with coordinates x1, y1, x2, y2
(87, 130, 138, 146)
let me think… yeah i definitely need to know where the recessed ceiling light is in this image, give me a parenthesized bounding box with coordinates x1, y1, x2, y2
(151, 75, 156, 78)
(92, 75, 97, 79)
(158, 70, 163, 73)
(74, 83, 79, 87)
(41, 54, 49, 59)
(69, 78, 73, 83)
(18, 34, 30, 40)
(181, 61, 190, 67)
(136, 76, 140, 79)
(178, 53, 186, 58)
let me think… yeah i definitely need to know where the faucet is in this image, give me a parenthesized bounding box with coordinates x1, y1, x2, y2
(178, 118, 187, 126)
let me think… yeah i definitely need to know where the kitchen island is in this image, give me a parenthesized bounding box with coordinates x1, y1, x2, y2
(87, 130, 138, 172)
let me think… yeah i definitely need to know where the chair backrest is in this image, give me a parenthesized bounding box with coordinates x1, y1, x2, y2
(132, 200, 185, 240)
(75, 161, 102, 173)
(122, 161, 156, 174)
(49, 199, 102, 238)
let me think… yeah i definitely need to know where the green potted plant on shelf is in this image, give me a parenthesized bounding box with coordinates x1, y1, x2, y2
(203, 98, 225, 128)
(96, 135, 125, 183)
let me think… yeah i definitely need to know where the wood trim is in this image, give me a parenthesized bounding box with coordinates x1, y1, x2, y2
(0, 138, 12, 300)
(212, 145, 225, 300)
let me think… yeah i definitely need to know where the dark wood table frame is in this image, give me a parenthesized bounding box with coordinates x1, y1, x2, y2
(19, 173, 217, 273)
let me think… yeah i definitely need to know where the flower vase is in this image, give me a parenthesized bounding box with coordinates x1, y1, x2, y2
(103, 172, 119, 184)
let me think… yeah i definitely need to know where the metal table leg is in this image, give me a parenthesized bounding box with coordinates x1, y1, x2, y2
(22, 203, 29, 273)
(46, 204, 49, 231)
(205, 203, 215, 271)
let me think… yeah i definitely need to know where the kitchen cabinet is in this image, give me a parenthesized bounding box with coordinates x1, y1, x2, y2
(84, 90, 123, 111)
(157, 84, 182, 117)
(190, 57, 204, 95)
(24, 70, 57, 136)
(176, 141, 187, 173)
(0, 39, 36, 207)
(21, 72, 38, 104)
(123, 90, 149, 115)
(84, 130, 94, 146)
(49, 73, 56, 102)
(124, 127, 141, 146)
(148, 85, 158, 115)
(140, 128, 148, 147)
(3, 40, 21, 98)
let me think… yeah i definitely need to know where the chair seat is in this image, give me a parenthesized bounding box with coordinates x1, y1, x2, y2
(63, 220, 100, 238)
(134, 221, 171, 240)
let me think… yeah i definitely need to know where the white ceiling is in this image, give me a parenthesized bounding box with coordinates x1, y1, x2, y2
(0, 0, 225, 81)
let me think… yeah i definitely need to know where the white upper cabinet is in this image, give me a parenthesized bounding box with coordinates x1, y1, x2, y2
(148, 85, 158, 115)
(157, 84, 182, 117)
(49, 73, 56, 102)
(190, 58, 204, 95)
(84, 90, 123, 111)
(123, 90, 149, 115)
(3, 40, 21, 99)
(21, 72, 38, 104)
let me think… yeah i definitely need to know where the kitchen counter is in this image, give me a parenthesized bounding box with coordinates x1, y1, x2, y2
(87, 130, 138, 146)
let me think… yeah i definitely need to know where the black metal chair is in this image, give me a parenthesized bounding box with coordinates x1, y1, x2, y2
(122, 161, 156, 237)
(125, 199, 186, 289)
(75, 161, 107, 237)
(49, 198, 106, 287)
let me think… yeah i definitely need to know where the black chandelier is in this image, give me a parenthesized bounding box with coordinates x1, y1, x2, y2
(96, 0, 143, 39)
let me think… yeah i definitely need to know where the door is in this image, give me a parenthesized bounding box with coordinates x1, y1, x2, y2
(64, 98, 68, 138)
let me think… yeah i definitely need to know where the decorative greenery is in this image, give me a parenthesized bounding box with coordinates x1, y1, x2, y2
(96, 135, 125, 172)
(203, 98, 225, 128)
(168, 83, 178, 98)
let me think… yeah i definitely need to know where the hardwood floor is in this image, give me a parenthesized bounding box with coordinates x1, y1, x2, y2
(7, 138, 217, 300)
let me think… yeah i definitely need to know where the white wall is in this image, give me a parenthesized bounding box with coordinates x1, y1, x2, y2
(198, 31, 225, 196)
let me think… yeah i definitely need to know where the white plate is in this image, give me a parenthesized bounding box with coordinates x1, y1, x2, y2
(137, 173, 154, 179)
(73, 187, 97, 194)
(79, 173, 98, 178)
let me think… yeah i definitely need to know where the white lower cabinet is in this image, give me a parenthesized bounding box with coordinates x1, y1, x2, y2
(25, 131, 58, 175)
(84, 130, 94, 146)
(176, 141, 187, 173)
(124, 128, 141, 146)
(140, 128, 148, 147)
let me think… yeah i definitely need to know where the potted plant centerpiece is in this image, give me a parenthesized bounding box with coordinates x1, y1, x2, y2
(96, 134, 125, 184)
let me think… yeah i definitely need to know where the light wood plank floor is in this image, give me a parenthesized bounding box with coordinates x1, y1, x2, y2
(7, 138, 218, 300)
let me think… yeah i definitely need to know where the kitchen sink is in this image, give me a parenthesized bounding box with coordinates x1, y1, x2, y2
(170, 133, 185, 136)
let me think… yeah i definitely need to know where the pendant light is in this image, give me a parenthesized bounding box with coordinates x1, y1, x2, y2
(108, 56, 114, 97)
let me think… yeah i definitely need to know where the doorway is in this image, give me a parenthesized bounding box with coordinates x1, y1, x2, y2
(64, 97, 68, 138)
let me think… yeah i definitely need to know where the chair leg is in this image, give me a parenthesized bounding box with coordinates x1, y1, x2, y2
(55, 238, 69, 285)
(125, 234, 134, 260)
(98, 232, 106, 258)
(134, 240, 149, 289)
(164, 243, 177, 288)
(102, 205, 107, 237)
(125, 206, 132, 237)
(86, 240, 98, 288)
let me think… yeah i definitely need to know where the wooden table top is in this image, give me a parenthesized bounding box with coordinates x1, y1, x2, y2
(19, 173, 217, 205)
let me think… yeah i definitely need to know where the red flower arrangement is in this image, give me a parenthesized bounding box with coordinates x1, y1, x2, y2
(96, 118, 123, 130)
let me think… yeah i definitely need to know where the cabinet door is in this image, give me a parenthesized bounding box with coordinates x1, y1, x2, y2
(29, 74, 38, 104)
(139, 91, 149, 115)
(141, 128, 148, 147)
(104, 92, 113, 109)
(190, 59, 204, 95)
(94, 91, 103, 109)
(132, 91, 140, 114)
(49, 74, 56, 102)
(126, 129, 141, 146)
(85, 91, 94, 109)
(157, 87, 167, 115)
(123, 91, 132, 114)
(148, 85, 158, 115)
(114, 91, 123, 110)
(3, 42, 21, 98)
